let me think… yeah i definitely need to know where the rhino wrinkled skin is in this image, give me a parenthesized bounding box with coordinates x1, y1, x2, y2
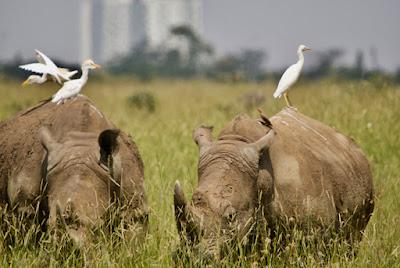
(0, 96, 148, 244)
(174, 108, 374, 258)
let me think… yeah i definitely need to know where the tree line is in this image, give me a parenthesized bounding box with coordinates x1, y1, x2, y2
(1, 25, 399, 85)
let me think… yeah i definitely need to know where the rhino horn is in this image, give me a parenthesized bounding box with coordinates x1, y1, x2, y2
(174, 180, 187, 210)
(250, 129, 275, 152)
(174, 181, 198, 242)
(193, 125, 213, 153)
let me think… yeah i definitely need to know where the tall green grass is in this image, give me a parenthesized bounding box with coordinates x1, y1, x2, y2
(0, 78, 399, 266)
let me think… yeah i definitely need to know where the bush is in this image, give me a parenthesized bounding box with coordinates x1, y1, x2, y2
(127, 91, 157, 112)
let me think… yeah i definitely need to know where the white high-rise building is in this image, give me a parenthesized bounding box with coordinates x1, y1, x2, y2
(81, 0, 93, 62)
(138, 0, 203, 49)
(92, 0, 135, 63)
(89, 0, 204, 63)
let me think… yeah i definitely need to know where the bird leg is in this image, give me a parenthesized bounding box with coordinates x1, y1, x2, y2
(283, 92, 292, 107)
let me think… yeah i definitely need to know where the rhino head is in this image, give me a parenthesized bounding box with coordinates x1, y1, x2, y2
(174, 114, 275, 259)
(39, 126, 147, 245)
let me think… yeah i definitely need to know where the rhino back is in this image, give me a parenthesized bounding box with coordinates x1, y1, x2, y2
(0, 96, 114, 205)
(269, 108, 373, 225)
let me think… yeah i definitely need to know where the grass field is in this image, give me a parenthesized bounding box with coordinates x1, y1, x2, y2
(0, 77, 399, 267)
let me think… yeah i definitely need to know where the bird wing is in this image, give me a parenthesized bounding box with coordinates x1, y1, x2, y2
(35, 52, 45, 64)
(58, 67, 70, 73)
(58, 68, 78, 79)
(35, 49, 64, 83)
(19, 63, 51, 74)
(35, 49, 58, 70)
(273, 63, 301, 98)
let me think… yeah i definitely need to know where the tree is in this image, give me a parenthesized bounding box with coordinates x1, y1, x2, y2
(170, 25, 213, 71)
(306, 48, 344, 79)
(238, 49, 266, 81)
(209, 49, 266, 82)
(354, 50, 365, 79)
(395, 67, 400, 84)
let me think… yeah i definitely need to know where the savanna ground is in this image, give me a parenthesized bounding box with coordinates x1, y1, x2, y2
(0, 76, 399, 267)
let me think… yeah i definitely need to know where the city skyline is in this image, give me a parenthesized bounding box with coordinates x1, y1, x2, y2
(0, 0, 399, 71)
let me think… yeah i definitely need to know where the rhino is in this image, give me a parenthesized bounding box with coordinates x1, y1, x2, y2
(0, 96, 148, 244)
(174, 108, 374, 259)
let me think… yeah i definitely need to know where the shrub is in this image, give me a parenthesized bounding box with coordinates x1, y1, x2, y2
(127, 91, 157, 112)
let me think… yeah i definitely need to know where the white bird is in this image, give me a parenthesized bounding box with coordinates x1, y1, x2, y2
(19, 49, 78, 86)
(51, 59, 101, 105)
(273, 44, 311, 107)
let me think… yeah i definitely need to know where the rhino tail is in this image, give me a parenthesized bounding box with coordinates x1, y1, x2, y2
(257, 108, 273, 128)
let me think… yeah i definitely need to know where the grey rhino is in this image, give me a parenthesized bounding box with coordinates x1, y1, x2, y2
(174, 108, 374, 259)
(0, 96, 148, 244)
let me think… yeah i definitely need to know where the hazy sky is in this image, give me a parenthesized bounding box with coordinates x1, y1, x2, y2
(0, 0, 399, 71)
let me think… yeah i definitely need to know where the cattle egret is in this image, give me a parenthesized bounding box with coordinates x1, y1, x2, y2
(19, 49, 78, 86)
(52, 59, 101, 105)
(273, 45, 311, 107)
(21, 73, 48, 87)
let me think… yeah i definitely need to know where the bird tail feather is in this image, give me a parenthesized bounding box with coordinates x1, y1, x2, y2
(273, 91, 281, 98)
(67, 70, 78, 78)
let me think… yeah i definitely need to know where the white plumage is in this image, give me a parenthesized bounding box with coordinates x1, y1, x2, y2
(273, 44, 311, 106)
(52, 59, 101, 105)
(19, 49, 78, 86)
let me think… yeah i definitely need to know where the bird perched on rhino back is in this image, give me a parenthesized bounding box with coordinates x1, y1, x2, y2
(18, 59, 101, 116)
(19, 49, 78, 86)
(273, 44, 311, 107)
(51, 59, 101, 105)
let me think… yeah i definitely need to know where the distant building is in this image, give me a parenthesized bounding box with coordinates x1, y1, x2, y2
(136, 0, 203, 49)
(89, 0, 204, 63)
(92, 0, 135, 63)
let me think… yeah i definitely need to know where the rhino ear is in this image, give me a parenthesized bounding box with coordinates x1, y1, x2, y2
(98, 129, 120, 165)
(193, 125, 213, 153)
(39, 126, 58, 152)
(251, 129, 275, 152)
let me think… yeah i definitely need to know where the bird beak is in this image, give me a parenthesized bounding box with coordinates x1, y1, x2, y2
(304, 47, 311, 51)
(93, 64, 101, 69)
(21, 79, 30, 87)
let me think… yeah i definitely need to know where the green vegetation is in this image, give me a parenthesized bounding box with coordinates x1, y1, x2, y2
(0, 78, 399, 266)
(127, 90, 157, 113)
